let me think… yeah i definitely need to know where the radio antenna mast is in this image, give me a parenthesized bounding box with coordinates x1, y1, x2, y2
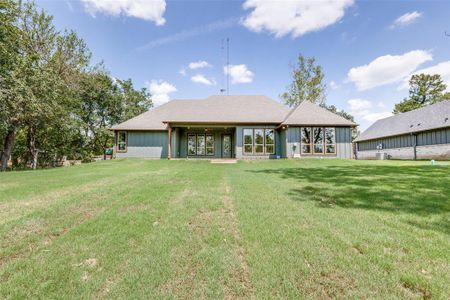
(226, 37, 229, 95)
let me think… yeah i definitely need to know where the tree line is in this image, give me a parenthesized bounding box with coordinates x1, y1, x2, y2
(0, 1, 152, 171)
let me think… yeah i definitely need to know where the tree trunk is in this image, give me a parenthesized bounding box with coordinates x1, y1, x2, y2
(0, 126, 17, 171)
(27, 126, 39, 170)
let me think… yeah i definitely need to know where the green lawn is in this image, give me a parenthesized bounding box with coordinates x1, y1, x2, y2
(1, 159, 449, 299)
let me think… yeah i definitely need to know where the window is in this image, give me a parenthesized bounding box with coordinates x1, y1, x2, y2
(188, 134, 196, 155)
(265, 129, 275, 154)
(301, 127, 336, 155)
(187, 133, 214, 156)
(196, 135, 205, 155)
(117, 131, 127, 152)
(254, 129, 264, 154)
(325, 127, 336, 154)
(313, 127, 324, 154)
(243, 129, 253, 154)
(242, 128, 276, 155)
(206, 134, 214, 155)
(301, 127, 311, 154)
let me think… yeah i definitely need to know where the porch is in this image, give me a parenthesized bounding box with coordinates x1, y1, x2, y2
(169, 126, 235, 159)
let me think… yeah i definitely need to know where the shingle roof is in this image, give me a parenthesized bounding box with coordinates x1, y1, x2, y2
(354, 100, 450, 142)
(111, 95, 290, 130)
(282, 101, 356, 126)
(111, 95, 355, 130)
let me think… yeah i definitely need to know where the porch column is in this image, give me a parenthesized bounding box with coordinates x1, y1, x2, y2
(168, 125, 172, 160)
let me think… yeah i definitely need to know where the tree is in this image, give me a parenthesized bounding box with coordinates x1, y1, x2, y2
(281, 54, 326, 107)
(0, 1, 90, 170)
(393, 74, 448, 114)
(117, 78, 152, 122)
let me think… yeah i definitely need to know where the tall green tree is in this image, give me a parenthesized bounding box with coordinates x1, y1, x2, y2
(0, 1, 90, 170)
(393, 74, 448, 114)
(281, 54, 326, 107)
(117, 78, 153, 122)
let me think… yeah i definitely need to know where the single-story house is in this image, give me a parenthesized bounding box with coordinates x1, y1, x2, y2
(355, 100, 450, 160)
(111, 95, 356, 159)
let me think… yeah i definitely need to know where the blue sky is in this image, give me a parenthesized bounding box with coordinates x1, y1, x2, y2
(36, 0, 450, 130)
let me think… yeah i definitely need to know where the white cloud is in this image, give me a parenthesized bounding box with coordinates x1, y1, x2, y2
(347, 50, 432, 90)
(347, 98, 392, 125)
(81, 0, 166, 25)
(178, 68, 186, 76)
(348, 98, 372, 111)
(188, 61, 211, 70)
(138, 18, 237, 50)
(242, 0, 354, 38)
(224, 64, 254, 84)
(147, 80, 176, 106)
(399, 61, 450, 91)
(390, 11, 422, 28)
(191, 74, 216, 86)
(329, 81, 340, 89)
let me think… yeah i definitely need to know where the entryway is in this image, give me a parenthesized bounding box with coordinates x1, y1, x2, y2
(222, 134, 232, 158)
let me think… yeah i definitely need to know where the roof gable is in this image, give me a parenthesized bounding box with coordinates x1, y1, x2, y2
(282, 101, 356, 126)
(355, 100, 450, 142)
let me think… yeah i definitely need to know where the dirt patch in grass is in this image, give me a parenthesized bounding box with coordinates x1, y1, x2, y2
(222, 181, 255, 299)
(304, 271, 355, 299)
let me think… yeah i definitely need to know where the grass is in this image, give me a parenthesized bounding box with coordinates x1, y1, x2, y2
(0, 159, 449, 299)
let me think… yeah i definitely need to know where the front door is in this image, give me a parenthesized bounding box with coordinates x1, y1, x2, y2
(222, 135, 232, 158)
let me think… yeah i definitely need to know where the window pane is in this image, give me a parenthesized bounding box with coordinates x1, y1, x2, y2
(326, 144, 335, 154)
(254, 129, 264, 145)
(244, 145, 253, 153)
(206, 135, 214, 148)
(314, 143, 323, 154)
(243, 129, 253, 145)
(118, 132, 126, 151)
(188, 135, 196, 155)
(302, 144, 311, 154)
(313, 127, 323, 144)
(265, 145, 274, 154)
(197, 135, 205, 155)
(325, 128, 335, 144)
(255, 145, 264, 153)
(301, 127, 311, 144)
(206, 147, 214, 155)
(265, 129, 274, 144)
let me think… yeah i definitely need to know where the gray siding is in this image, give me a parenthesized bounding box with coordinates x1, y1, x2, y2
(285, 127, 352, 159)
(235, 125, 281, 159)
(279, 129, 287, 158)
(116, 131, 168, 158)
(336, 127, 352, 159)
(357, 127, 450, 151)
(286, 127, 300, 158)
(356, 127, 450, 160)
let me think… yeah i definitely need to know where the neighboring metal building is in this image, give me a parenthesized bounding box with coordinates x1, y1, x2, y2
(355, 100, 450, 160)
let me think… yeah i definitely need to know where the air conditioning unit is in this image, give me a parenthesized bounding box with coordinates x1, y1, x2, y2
(376, 152, 387, 160)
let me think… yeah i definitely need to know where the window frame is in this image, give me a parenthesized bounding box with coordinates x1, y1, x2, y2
(300, 127, 337, 156)
(300, 127, 312, 154)
(243, 129, 254, 155)
(242, 128, 276, 156)
(324, 127, 336, 154)
(187, 133, 215, 157)
(117, 131, 128, 153)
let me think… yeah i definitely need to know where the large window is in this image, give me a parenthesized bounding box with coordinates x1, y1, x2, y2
(243, 128, 275, 155)
(243, 129, 253, 154)
(301, 127, 311, 154)
(301, 127, 336, 155)
(188, 133, 214, 156)
(117, 131, 127, 152)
